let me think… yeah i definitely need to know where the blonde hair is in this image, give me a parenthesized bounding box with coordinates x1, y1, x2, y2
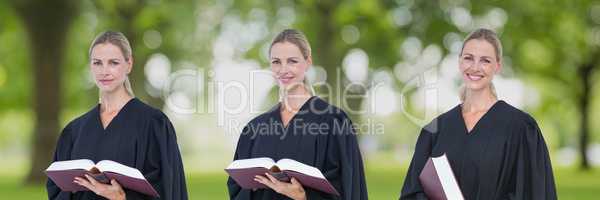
(89, 31, 135, 97)
(269, 29, 315, 98)
(270, 29, 312, 60)
(458, 28, 501, 102)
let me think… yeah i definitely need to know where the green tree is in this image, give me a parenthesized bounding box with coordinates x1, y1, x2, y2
(9, 0, 80, 184)
(500, 0, 600, 170)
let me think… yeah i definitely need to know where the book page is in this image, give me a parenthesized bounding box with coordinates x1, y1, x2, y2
(96, 160, 145, 180)
(226, 157, 276, 170)
(432, 154, 464, 200)
(46, 159, 95, 171)
(276, 159, 325, 179)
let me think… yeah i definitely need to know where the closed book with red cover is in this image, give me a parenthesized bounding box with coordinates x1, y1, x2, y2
(418, 153, 464, 200)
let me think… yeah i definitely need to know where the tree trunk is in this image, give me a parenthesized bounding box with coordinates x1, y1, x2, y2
(123, 28, 164, 108)
(577, 63, 594, 170)
(116, 3, 164, 109)
(11, 0, 79, 184)
(312, 1, 365, 128)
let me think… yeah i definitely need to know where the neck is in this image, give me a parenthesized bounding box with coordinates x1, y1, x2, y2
(100, 87, 133, 113)
(281, 84, 312, 110)
(462, 87, 497, 113)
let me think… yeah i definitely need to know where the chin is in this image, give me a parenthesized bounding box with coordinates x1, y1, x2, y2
(464, 82, 489, 91)
(281, 81, 304, 90)
(97, 85, 119, 94)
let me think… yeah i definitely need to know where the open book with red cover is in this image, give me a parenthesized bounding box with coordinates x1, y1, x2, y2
(45, 159, 159, 197)
(419, 153, 464, 200)
(225, 157, 340, 196)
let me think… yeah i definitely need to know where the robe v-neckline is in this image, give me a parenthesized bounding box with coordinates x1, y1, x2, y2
(276, 96, 316, 129)
(458, 100, 502, 135)
(96, 98, 136, 131)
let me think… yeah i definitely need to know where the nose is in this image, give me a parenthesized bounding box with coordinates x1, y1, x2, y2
(99, 64, 110, 75)
(94, 64, 110, 76)
(279, 63, 292, 74)
(465, 61, 485, 71)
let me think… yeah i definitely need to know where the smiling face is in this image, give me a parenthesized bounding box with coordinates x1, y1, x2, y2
(90, 43, 132, 94)
(270, 42, 312, 89)
(459, 39, 501, 92)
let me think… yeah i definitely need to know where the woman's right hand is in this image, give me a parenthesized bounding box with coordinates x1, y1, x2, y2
(74, 175, 126, 200)
(254, 173, 306, 200)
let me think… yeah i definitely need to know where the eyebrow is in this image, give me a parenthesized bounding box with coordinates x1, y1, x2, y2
(92, 58, 123, 61)
(271, 56, 301, 60)
(462, 53, 494, 60)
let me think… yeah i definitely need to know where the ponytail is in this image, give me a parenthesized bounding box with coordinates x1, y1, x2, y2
(124, 76, 135, 97)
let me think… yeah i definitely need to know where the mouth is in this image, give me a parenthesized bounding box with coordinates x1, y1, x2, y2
(465, 73, 484, 81)
(277, 75, 294, 84)
(98, 79, 114, 85)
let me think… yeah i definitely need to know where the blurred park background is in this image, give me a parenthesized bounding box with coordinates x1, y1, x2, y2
(1, 0, 600, 199)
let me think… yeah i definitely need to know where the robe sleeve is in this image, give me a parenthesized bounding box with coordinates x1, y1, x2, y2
(46, 123, 74, 200)
(227, 125, 253, 200)
(307, 112, 367, 200)
(399, 125, 436, 200)
(506, 116, 557, 200)
(140, 113, 188, 200)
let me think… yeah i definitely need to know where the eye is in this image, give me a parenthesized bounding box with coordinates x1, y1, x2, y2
(462, 55, 473, 61)
(289, 59, 298, 64)
(271, 60, 281, 64)
(482, 59, 491, 63)
(109, 60, 120, 65)
(92, 60, 102, 66)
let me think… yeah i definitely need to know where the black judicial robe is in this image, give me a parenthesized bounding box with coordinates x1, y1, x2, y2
(227, 96, 368, 200)
(47, 98, 188, 200)
(400, 100, 557, 200)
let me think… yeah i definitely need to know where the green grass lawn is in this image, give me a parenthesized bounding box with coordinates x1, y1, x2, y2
(1, 167, 598, 199)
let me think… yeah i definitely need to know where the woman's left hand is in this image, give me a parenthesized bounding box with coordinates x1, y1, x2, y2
(74, 174, 126, 200)
(254, 173, 306, 200)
